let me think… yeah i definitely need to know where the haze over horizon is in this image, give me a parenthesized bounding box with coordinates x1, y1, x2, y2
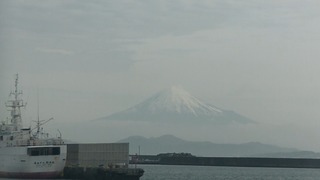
(1, 0, 320, 151)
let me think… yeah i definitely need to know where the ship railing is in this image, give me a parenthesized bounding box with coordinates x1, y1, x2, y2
(31, 140, 63, 146)
(10, 140, 32, 147)
(16, 140, 30, 146)
(15, 139, 64, 147)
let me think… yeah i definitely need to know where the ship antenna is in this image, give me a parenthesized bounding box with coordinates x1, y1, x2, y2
(14, 74, 18, 100)
(57, 129, 62, 139)
(37, 89, 40, 135)
(32, 89, 54, 138)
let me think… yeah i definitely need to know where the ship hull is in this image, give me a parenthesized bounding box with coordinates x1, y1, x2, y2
(0, 171, 62, 179)
(0, 145, 67, 179)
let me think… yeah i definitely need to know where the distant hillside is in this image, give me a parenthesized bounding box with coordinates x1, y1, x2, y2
(118, 135, 297, 157)
(98, 86, 254, 124)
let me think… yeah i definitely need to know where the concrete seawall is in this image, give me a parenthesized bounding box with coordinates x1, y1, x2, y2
(64, 143, 144, 179)
(159, 157, 320, 168)
(131, 155, 320, 168)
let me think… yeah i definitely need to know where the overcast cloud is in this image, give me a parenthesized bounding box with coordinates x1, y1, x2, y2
(1, 0, 320, 151)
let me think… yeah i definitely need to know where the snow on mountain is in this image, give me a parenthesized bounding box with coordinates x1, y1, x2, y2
(130, 86, 222, 115)
(100, 86, 254, 124)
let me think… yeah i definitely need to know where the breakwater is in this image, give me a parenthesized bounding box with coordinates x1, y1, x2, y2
(132, 155, 320, 168)
(160, 157, 320, 168)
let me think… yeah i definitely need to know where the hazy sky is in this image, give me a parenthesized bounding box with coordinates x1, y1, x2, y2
(1, 0, 320, 151)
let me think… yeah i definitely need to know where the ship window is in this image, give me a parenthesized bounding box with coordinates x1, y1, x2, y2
(27, 147, 60, 156)
(52, 147, 60, 155)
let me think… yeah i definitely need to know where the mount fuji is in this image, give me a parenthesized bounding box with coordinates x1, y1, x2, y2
(99, 86, 254, 124)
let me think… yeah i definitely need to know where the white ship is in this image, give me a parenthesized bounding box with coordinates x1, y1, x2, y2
(0, 75, 66, 178)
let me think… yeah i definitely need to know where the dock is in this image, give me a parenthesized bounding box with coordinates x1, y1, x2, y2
(131, 154, 320, 169)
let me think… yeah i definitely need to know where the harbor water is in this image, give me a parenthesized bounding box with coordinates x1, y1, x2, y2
(1, 164, 320, 180)
(138, 164, 320, 180)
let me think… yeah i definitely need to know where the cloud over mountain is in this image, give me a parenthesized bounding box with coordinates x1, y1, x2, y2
(99, 86, 254, 124)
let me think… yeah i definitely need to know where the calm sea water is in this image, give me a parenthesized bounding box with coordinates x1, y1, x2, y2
(138, 164, 320, 180)
(1, 165, 320, 180)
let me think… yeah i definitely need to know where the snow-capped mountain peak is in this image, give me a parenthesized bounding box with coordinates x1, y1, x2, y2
(144, 86, 222, 116)
(100, 86, 254, 124)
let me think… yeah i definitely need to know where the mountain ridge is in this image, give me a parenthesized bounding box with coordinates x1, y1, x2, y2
(118, 134, 298, 157)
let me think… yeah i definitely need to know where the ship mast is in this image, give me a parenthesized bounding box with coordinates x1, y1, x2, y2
(5, 74, 26, 131)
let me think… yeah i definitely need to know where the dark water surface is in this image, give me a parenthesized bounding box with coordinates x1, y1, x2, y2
(138, 164, 320, 180)
(1, 165, 320, 180)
